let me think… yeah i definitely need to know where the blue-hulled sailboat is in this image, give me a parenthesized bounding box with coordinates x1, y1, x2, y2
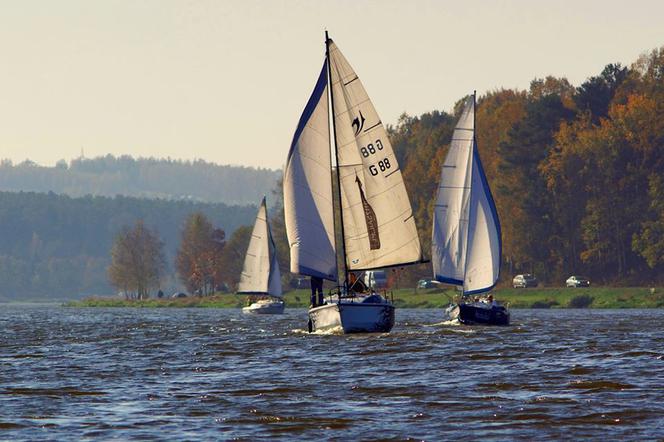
(432, 93, 509, 325)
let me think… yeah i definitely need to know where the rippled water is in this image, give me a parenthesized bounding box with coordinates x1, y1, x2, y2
(1, 306, 663, 440)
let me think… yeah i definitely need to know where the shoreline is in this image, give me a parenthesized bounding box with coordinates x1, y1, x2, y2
(63, 287, 664, 309)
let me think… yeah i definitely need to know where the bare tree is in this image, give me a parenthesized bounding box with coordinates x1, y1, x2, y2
(108, 220, 165, 299)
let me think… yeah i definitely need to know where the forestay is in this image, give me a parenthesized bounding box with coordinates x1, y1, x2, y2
(432, 97, 501, 294)
(283, 61, 338, 281)
(327, 40, 422, 271)
(238, 197, 283, 297)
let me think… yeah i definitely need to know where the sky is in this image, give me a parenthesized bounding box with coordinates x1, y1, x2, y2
(0, 0, 662, 170)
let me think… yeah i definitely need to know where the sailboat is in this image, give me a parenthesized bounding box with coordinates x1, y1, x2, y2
(239, 197, 284, 314)
(432, 93, 509, 325)
(283, 32, 423, 333)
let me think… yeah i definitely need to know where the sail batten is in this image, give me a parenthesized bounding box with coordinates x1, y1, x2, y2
(238, 198, 283, 297)
(432, 96, 501, 294)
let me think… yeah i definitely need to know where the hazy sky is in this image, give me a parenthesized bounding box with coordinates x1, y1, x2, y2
(1, 0, 662, 170)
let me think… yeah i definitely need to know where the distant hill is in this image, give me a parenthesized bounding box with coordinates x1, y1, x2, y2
(0, 155, 281, 205)
(0, 191, 257, 300)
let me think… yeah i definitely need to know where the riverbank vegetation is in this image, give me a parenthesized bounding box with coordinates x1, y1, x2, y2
(66, 287, 664, 309)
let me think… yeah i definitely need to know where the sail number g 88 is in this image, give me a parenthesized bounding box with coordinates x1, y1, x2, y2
(369, 158, 391, 176)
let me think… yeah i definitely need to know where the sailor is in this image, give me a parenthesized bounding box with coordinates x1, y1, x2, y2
(310, 276, 324, 307)
(487, 294, 497, 307)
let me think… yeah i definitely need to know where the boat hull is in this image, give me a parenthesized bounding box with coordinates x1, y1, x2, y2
(308, 302, 395, 333)
(447, 303, 510, 326)
(242, 300, 285, 314)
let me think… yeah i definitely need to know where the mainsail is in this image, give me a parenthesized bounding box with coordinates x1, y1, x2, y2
(432, 96, 501, 294)
(327, 39, 422, 271)
(283, 61, 338, 281)
(238, 197, 283, 297)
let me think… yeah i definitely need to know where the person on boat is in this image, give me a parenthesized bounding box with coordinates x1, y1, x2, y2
(487, 294, 498, 307)
(310, 276, 324, 307)
(348, 272, 367, 293)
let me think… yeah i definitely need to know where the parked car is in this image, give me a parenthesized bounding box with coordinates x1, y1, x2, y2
(417, 279, 439, 289)
(566, 275, 590, 288)
(512, 274, 538, 288)
(171, 292, 187, 298)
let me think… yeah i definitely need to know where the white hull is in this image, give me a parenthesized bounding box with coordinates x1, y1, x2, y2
(242, 299, 285, 314)
(308, 298, 395, 333)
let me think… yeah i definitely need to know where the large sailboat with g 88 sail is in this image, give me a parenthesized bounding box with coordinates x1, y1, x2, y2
(283, 32, 424, 333)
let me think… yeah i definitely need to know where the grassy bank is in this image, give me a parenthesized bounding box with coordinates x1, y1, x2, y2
(65, 286, 664, 309)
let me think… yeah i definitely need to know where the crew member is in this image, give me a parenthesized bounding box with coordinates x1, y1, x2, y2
(310, 276, 324, 307)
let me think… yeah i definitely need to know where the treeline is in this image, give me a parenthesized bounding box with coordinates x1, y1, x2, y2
(0, 191, 256, 301)
(389, 47, 664, 286)
(0, 155, 280, 205)
(3, 47, 663, 300)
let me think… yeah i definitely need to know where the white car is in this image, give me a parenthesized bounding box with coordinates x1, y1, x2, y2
(566, 276, 590, 288)
(512, 274, 538, 288)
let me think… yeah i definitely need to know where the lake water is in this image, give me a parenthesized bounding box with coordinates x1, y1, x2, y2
(1, 306, 663, 440)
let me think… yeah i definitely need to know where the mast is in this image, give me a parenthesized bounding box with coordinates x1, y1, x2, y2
(325, 30, 349, 287)
(473, 90, 477, 148)
(460, 91, 477, 295)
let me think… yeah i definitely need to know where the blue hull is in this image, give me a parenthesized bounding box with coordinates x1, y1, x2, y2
(455, 303, 510, 326)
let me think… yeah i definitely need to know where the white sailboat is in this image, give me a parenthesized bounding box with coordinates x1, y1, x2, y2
(239, 197, 284, 314)
(284, 32, 423, 333)
(432, 93, 509, 325)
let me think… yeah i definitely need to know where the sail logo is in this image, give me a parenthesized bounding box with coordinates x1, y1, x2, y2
(355, 175, 381, 250)
(352, 110, 366, 136)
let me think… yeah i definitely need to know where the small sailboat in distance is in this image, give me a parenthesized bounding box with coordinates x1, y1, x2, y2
(432, 92, 509, 325)
(284, 32, 423, 333)
(239, 197, 284, 314)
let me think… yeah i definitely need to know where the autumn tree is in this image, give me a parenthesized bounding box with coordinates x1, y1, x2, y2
(108, 220, 165, 299)
(497, 92, 575, 279)
(176, 212, 226, 295)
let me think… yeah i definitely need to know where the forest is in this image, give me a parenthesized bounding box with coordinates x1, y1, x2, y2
(0, 191, 256, 301)
(0, 155, 280, 205)
(386, 47, 664, 286)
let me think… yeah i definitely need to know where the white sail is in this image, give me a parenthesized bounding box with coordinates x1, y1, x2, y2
(432, 96, 501, 294)
(238, 197, 283, 297)
(283, 61, 338, 281)
(327, 40, 422, 271)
